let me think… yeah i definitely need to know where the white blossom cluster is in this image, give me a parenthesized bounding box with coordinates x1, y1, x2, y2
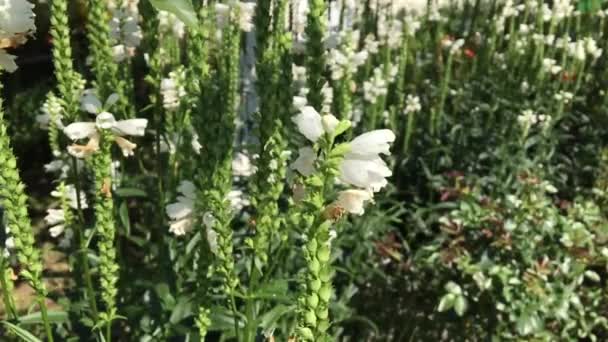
(291, 106, 395, 216)
(161, 68, 186, 111)
(109, 0, 143, 62)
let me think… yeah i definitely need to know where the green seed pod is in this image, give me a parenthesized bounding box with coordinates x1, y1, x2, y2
(297, 327, 314, 341)
(305, 309, 317, 326)
(317, 245, 331, 263)
(319, 265, 332, 282)
(307, 293, 319, 309)
(307, 238, 318, 254)
(309, 257, 321, 274)
(319, 284, 332, 303)
(310, 278, 322, 291)
(317, 320, 330, 333)
(316, 307, 329, 320)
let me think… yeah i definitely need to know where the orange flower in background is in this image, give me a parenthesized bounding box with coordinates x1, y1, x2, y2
(464, 48, 476, 58)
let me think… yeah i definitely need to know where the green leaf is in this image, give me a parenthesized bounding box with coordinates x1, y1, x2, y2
(148, 0, 198, 28)
(454, 296, 468, 316)
(114, 187, 147, 198)
(118, 202, 131, 236)
(209, 306, 244, 332)
(1, 321, 42, 342)
(252, 279, 290, 301)
(19, 311, 69, 325)
(169, 296, 194, 324)
(258, 304, 295, 330)
(154, 283, 176, 310)
(437, 293, 455, 312)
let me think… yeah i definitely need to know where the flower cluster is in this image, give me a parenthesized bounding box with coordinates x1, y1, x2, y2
(215, 1, 256, 32)
(63, 91, 148, 158)
(291, 106, 395, 215)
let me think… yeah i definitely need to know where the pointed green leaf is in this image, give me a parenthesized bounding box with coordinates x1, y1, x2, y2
(1, 321, 42, 342)
(148, 0, 198, 27)
(19, 311, 69, 325)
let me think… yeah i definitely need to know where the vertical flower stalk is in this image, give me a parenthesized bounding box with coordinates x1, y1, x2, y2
(42, 93, 63, 156)
(305, 0, 328, 109)
(91, 131, 119, 340)
(291, 106, 394, 340)
(251, 0, 290, 274)
(186, 7, 214, 339)
(431, 44, 456, 136)
(0, 94, 54, 341)
(50, 0, 83, 122)
(86, 0, 133, 118)
(206, 15, 242, 338)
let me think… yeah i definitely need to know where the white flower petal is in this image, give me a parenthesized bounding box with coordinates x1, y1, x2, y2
(292, 106, 324, 142)
(333, 189, 374, 215)
(112, 118, 148, 136)
(339, 157, 392, 192)
(44, 209, 65, 226)
(63, 122, 97, 140)
(322, 114, 339, 135)
(177, 181, 197, 200)
(166, 202, 193, 220)
(96, 112, 118, 130)
(81, 91, 103, 114)
(49, 224, 65, 238)
(347, 129, 396, 158)
(169, 217, 193, 236)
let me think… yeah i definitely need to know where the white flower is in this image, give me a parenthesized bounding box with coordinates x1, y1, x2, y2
(191, 131, 202, 154)
(339, 157, 392, 192)
(292, 147, 317, 176)
(215, 1, 256, 32)
(44, 209, 66, 238)
(347, 129, 396, 158)
(232, 152, 255, 177)
(228, 189, 250, 212)
(167, 181, 197, 236)
(338, 129, 395, 192)
(293, 96, 307, 109)
(404, 95, 422, 114)
(51, 184, 88, 209)
(332, 189, 374, 216)
(161, 69, 186, 111)
(4, 236, 14, 257)
(36, 94, 64, 130)
(0, 0, 35, 38)
(292, 106, 324, 142)
(109, 7, 142, 62)
(158, 10, 185, 39)
(363, 67, 388, 104)
(63, 92, 148, 158)
(322, 114, 339, 135)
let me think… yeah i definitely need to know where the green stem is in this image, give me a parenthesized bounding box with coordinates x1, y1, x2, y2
(38, 296, 54, 342)
(0, 256, 17, 320)
(71, 158, 99, 321)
